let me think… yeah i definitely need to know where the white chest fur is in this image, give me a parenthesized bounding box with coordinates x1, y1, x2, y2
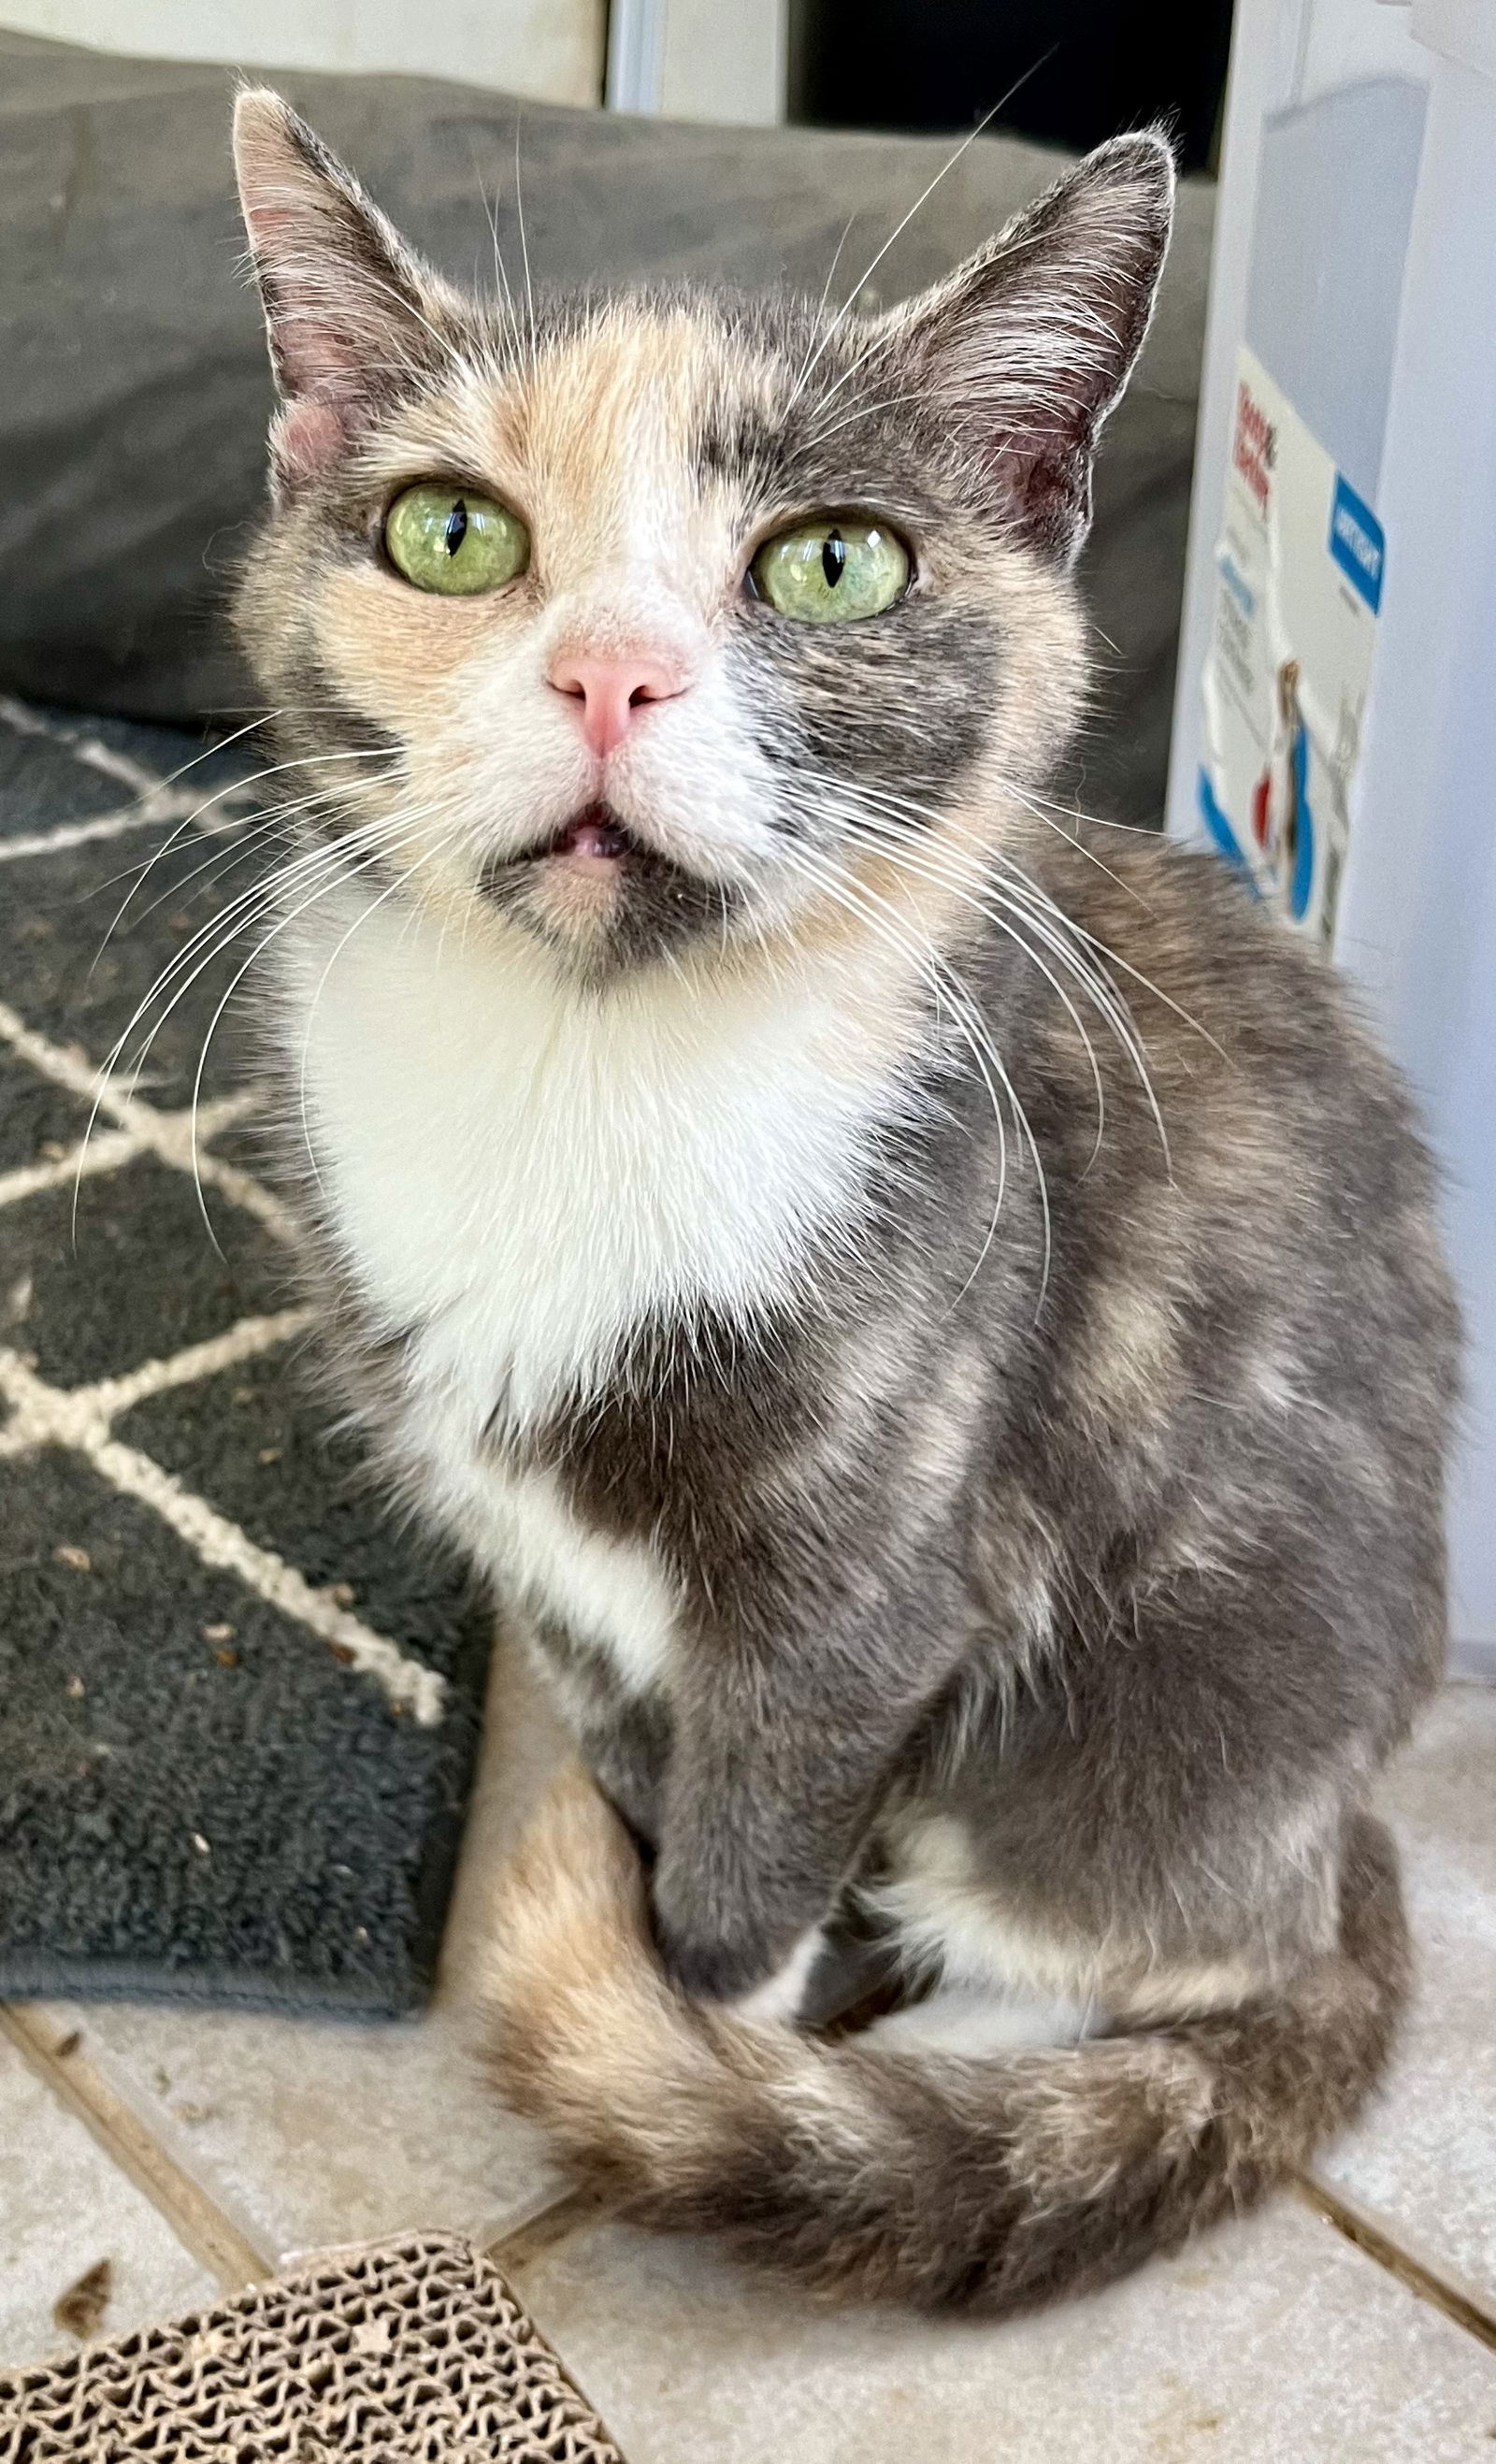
(418, 1440, 682, 1694)
(279, 887, 914, 1680)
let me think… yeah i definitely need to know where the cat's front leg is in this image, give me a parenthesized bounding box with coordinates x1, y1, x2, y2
(651, 1746, 857, 2006)
(650, 1607, 958, 2006)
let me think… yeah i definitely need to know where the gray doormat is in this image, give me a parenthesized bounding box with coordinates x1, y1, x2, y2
(0, 699, 493, 2015)
(0, 2229, 624, 2459)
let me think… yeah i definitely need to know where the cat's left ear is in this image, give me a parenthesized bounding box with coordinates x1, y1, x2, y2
(233, 88, 457, 494)
(872, 133, 1175, 562)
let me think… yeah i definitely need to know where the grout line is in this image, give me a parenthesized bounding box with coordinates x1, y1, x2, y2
(1293, 2174, 1496, 2354)
(484, 2185, 617, 2275)
(0, 1341, 445, 1725)
(0, 2002, 275, 2293)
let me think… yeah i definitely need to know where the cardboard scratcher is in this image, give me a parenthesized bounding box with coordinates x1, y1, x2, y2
(0, 2230, 624, 2460)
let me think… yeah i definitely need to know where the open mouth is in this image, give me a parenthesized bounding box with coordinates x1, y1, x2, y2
(544, 802, 636, 863)
(532, 798, 636, 867)
(477, 801, 647, 907)
(476, 799, 735, 968)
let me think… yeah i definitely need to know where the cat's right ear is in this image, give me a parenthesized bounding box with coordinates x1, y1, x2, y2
(869, 133, 1175, 563)
(233, 90, 451, 493)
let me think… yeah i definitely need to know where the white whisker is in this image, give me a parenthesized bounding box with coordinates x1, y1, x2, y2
(784, 60, 1056, 415)
(771, 834, 1054, 1316)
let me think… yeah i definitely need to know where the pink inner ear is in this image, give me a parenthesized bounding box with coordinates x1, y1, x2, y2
(274, 397, 348, 483)
(240, 188, 303, 264)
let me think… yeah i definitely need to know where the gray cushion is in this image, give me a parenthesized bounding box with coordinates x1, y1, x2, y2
(0, 31, 1212, 823)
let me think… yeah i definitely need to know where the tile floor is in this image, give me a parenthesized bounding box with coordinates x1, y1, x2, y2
(4, 1644, 1494, 2460)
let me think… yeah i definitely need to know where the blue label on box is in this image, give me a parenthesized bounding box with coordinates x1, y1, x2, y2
(1198, 767, 1249, 873)
(1329, 475, 1385, 612)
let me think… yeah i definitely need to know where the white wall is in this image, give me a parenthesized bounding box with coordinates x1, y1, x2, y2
(606, 0, 786, 121)
(4, 0, 791, 119)
(0, 0, 607, 108)
(659, 0, 784, 123)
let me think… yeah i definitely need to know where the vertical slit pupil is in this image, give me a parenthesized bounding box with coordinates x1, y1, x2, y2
(443, 500, 468, 556)
(821, 528, 846, 588)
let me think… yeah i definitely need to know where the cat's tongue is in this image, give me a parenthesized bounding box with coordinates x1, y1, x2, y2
(551, 806, 629, 862)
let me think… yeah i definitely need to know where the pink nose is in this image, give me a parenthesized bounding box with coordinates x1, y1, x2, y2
(547, 650, 689, 759)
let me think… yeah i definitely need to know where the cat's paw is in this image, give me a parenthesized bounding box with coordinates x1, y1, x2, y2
(652, 1896, 822, 2010)
(650, 1832, 832, 2007)
(651, 1920, 769, 2005)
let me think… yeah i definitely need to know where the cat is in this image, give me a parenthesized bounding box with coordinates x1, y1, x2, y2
(228, 92, 1459, 2313)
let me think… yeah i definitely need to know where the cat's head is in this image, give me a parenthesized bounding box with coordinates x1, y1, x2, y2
(232, 95, 1172, 986)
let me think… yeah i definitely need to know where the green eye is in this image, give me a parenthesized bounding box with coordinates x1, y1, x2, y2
(750, 517, 910, 623)
(383, 483, 529, 596)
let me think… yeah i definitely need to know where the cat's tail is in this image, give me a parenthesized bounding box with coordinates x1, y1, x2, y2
(480, 1767, 1406, 2314)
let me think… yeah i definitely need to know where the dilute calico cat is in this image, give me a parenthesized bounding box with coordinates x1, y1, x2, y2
(229, 93, 1459, 2313)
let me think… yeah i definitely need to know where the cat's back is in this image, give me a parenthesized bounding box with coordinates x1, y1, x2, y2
(1030, 823, 1446, 1243)
(1001, 822, 1459, 1547)
(962, 824, 1460, 1754)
